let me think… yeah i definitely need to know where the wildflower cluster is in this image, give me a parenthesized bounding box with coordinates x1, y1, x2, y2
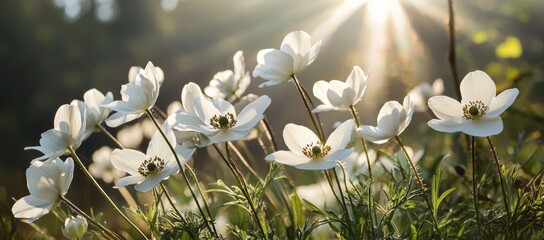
(12, 29, 537, 240)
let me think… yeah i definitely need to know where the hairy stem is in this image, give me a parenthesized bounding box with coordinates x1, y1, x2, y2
(218, 143, 268, 239)
(68, 147, 148, 239)
(471, 136, 483, 239)
(395, 136, 443, 239)
(487, 137, 516, 238)
(349, 105, 376, 238)
(61, 196, 119, 240)
(447, 0, 461, 101)
(291, 75, 324, 141)
(145, 109, 217, 237)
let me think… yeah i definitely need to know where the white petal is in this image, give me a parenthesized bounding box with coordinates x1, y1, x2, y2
(212, 98, 236, 115)
(105, 112, 142, 128)
(193, 96, 221, 125)
(312, 80, 333, 106)
(128, 66, 142, 83)
(147, 126, 175, 163)
(462, 117, 503, 137)
(281, 31, 312, 71)
(56, 158, 74, 195)
(295, 159, 337, 170)
(356, 126, 390, 144)
(233, 50, 245, 81)
(26, 162, 61, 200)
(460, 70, 496, 106)
(428, 96, 463, 120)
(253, 49, 294, 86)
(311, 104, 342, 113)
(12, 195, 55, 222)
(172, 112, 217, 136)
(346, 66, 368, 102)
(134, 174, 166, 192)
(111, 149, 147, 176)
(325, 120, 354, 151)
(233, 96, 271, 132)
(485, 88, 519, 118)
(427, 119, 467, 133)
(304, 40, 321, 70)
(376, 101, 405, 137)
(115, 175, 145, 188)
(322, 148, 354, 162)
(432, 78, 444, 95)
(181, 82, 205, 114)
(326, 80, 349, 107)
(283, 124, 320, 153)
(265, 150, 312, 166)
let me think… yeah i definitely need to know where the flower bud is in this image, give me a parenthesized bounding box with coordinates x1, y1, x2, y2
(62, 215, 88, 239)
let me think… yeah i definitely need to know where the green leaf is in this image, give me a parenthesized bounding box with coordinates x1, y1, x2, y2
(290, 191, 304, 228)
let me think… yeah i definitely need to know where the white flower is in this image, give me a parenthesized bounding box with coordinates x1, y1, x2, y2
(73, 88, 114, 140)
(89, 146, 125, 183)
(128, 63, 164, 87)
(111, 126, 194, 192)
(357, 95, 414, 144)
(408, 78, 444, 112)
(253, 31, 321, 87)
(25, 103, 86, 162)
(427, 70, 519, 137)
(169, 83, 213, 148)
(205, 51, 251, 101)
(312, 66, 368, 113)
(343, 149, 377, 180)
(116, 123, 144, 149)
(265, 120, 355, 170)
(62, 215, 88, 239)
(173, 83, 271, 143)
(12, 158, 74, 222)
(296, 181, 335, 209)
(104, 61, 161, 128)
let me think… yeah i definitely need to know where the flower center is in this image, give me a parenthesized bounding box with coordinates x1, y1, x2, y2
(462, 100, 488, 120)
(210, 113, 237, 129)
(302, 141, 331, 159)
(138, 156, 165, 177)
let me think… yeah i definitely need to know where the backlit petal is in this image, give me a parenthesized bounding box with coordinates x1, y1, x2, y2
(12, 195, 54, 222)
(462, 117, 503, 137)
(283, 124, 320, 153)
(427, 119, 466, 133)
(265, 150, 311, 166)
(428, 96, 463, 120)
(460, 70, 496, 106)
(111, 149, 146, 176)
(485, 88, 519, 118)
(357, 126, 390, 144)
(325, 120, 354, 152)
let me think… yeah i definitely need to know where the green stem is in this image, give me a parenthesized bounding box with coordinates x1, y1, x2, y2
(97, 124, 124, 149)
(447, 0, 461, 101)
(216, 143, 268, 239)
(349, 105, 376, 238)
(159, 183, 183, 218)
(291, 75, 324, 141)
(61, 197, 119, 240)
(185, 165, 218, 236)
(67, 147, 148, 239)
(487, 137, 516, 238)
(395, 136, 443, 239)
(471, 136, 483, 239)
(332, 168, 357, 238)
(144, 110, 217, 237)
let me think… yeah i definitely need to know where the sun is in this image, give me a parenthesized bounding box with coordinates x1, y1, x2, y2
(367, 0, 398, 23)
